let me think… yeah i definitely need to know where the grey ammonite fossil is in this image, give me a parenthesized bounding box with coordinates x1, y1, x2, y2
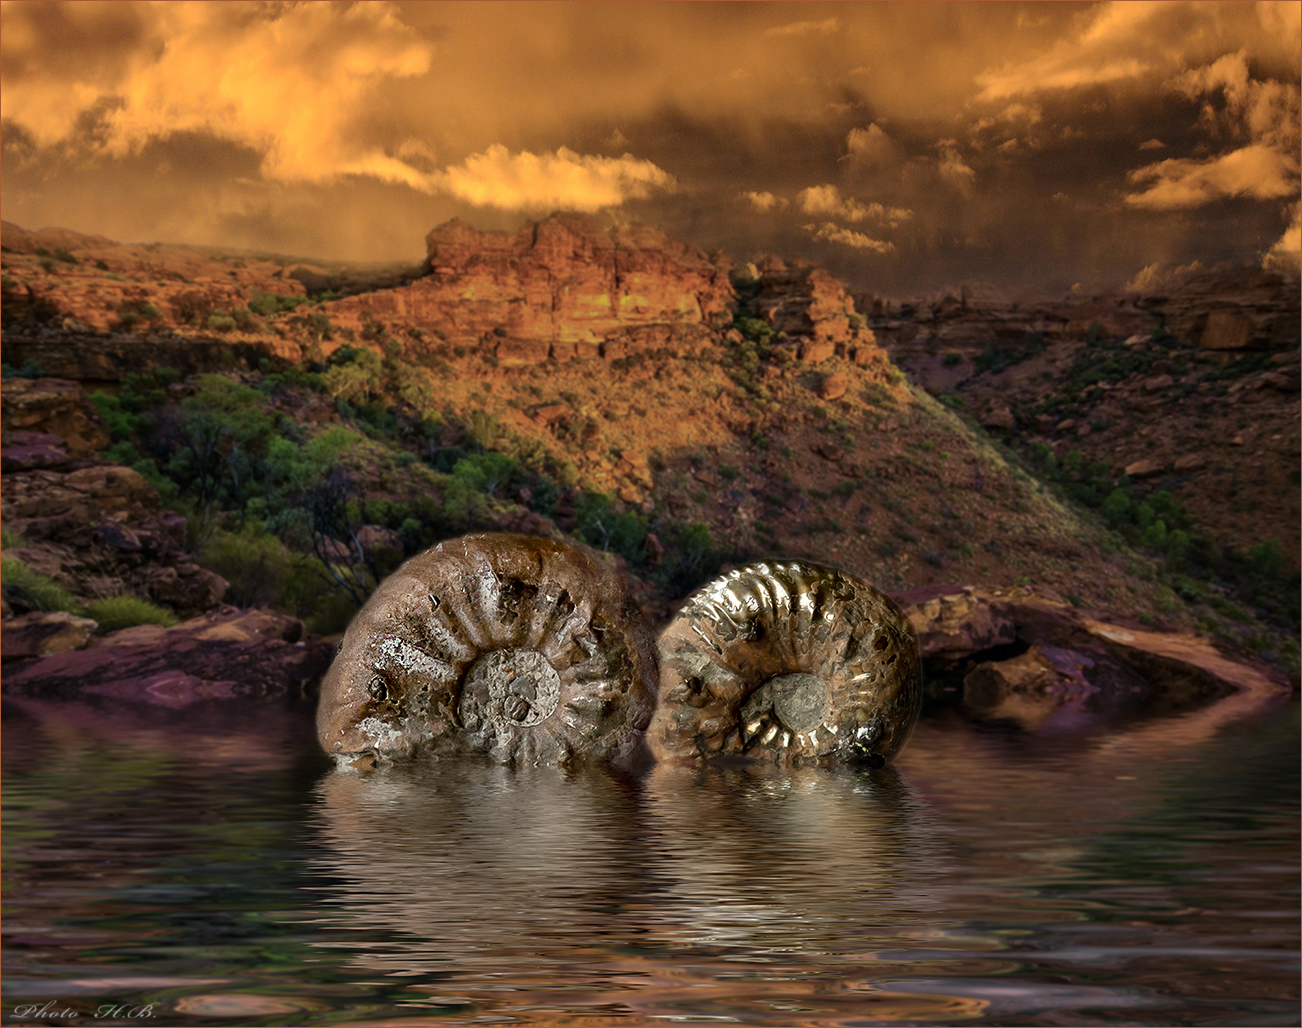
(648, 560, 921, 765)
(317, 533, 658, 767)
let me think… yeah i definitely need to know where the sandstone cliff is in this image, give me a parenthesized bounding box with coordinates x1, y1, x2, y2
(319, 213, 735, 365)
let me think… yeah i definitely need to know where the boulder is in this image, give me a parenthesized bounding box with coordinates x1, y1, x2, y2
(962, 644, 1098, 729)
(798, 340, 836, 363)
(818, 372, 849, 400)
(981, 407, 1015, 430)
(1124, 458, 1166, 479)
(895, 586, 1017, 664)
(0, 611, 98, 661)
(896, 585, 1291, 710)
(146, 564, 230, 616)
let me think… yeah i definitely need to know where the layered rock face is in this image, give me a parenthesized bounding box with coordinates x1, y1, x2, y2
(864, 267, 1299, 361)
(1152, 268, 1301, 352)
(324, 213, 736, 364)
(746, 257, 881, 365)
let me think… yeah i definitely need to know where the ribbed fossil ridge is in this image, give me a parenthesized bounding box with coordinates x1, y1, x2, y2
(316, 533, 658, 766)
(648, 560, 921, 764)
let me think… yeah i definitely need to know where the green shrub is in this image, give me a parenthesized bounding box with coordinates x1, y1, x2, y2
(574, 491, 646, 564)
(86, 595, 178, 633)
(206, 313, 237, 332)
(201, 525, 293, 608)
(249, 290, 312, 316)
(942, 352, 962, 367)
(231, 307, 264, 332)
(1, 558, 80, 613)
(1248, 540, 1284, 580)
(1, 527, 28, 549)
(657, 522, 728, 596)
(451, 452, 518, 496)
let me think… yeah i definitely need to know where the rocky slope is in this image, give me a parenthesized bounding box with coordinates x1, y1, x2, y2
(866, 268, 1301, 577)
(2, 218, 1296, 714)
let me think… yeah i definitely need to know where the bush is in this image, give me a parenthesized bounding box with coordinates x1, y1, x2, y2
(1248, 540, 1284, 581)
(231, 308, 264, 332)
(1, 558, 80, 613)
(573, 491, 646, 564)
(656, 521, 728, 596)
(249, 290, 312, 317)
(86, 595, 178, 633)
(942, 352, 962, 367)
(201, 525, 293, 608)
(206, 313, 237, 333)
(451, 452, 518, 496)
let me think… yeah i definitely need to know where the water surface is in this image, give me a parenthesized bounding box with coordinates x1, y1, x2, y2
(2, 682, 1297, 1026)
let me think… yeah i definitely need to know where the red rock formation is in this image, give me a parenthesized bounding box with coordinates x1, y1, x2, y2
(738, 258, 881, 365)
(322, 213, 735, 360)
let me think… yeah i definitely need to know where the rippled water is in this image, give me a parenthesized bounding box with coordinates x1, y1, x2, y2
(2, 683, 1298, 1026)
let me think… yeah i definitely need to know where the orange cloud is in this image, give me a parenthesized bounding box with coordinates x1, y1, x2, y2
(937, 142, 976, 191)
(742, 191, 786, 212)
(843, 123, 904, 167)
(434, 146, 675, 212)
(805, 222, 894, 253)
(765, 18, 840, 39)
(1263, 202, 1301, 273)
(797, 185, 911, 225)
(1, 2, 433, 185)
(1125, 144, 1299, 208)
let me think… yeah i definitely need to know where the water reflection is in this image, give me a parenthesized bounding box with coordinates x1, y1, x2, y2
(311, 760, 654, 974)
(1, 663, 1294, 1026)
(640, 763, 942, 950)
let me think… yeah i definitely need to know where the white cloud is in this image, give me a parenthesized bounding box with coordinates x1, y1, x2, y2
(433, 145, 675, 211)
(1124, 143, 1299, 208)
(805, 222, 894, 253)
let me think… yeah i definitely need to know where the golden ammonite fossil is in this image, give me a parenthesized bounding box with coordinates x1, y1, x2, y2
(316, 533, 658, 767)
(647, 560, 921, 765)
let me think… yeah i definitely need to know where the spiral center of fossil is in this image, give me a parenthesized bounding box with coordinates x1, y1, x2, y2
(459, 648, 561, 730)
(766, 672, 832, 733)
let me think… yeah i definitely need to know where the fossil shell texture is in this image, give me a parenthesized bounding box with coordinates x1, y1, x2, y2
(648, 560, 921, 765)
(316, 533, 658, 766)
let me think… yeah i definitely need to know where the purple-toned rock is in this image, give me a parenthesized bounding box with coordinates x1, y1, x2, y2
(1, 611, 98, 661)
(2, 608, 331, 704)
(1, 432, 72, 472)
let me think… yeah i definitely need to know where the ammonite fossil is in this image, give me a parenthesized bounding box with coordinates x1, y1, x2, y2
(316, 533, 659, 766)
(647, 560, 921, 765)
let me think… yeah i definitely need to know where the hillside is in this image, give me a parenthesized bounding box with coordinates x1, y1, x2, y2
(1, 218, 1296, 689)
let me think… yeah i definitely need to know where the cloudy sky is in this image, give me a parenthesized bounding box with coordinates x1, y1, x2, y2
(2, 1, 1299, 295)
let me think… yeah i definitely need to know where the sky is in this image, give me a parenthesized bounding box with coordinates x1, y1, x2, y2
(2, 0, 1299, 296)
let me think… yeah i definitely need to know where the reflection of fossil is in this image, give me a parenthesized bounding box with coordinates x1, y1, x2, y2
(649, 560, 921, 764)
(316, 533, 658, 766)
